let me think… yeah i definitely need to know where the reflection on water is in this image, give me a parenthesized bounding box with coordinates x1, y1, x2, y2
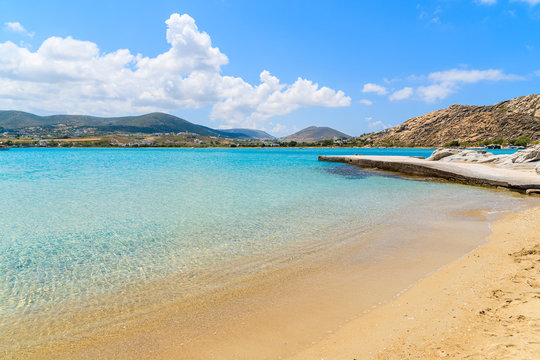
(322, 163, 404, 180)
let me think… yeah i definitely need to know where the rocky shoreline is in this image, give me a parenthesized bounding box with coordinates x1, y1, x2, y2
(427, 145, 540, 174)
(366, 94, 540, 147)
(319, 145, 540, 194)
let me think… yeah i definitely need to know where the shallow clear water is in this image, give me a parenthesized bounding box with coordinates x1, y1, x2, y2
(0, 148, 535, 329)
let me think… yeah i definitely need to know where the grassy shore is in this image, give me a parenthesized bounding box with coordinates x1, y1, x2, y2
(288, 206, 540, 359)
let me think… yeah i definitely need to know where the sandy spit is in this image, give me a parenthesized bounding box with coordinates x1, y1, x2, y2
(287, 206, 540, 360)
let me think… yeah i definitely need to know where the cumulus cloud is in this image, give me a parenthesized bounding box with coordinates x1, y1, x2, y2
(370, 68, 523, 103)
(359, 99, 373, 105)
(389, 87, 413, 101)
(366, 117, 389, 130)
(417, 83, 456, 102)
(0, 13, 350, 128)
(417, 68, 523, 102)
(210, 70, 349, 128)
(3, 22, 34, 37)
(362, 83, 388, 95)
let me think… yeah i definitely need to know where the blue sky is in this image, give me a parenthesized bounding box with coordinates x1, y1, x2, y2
(0, 0, 539, 136)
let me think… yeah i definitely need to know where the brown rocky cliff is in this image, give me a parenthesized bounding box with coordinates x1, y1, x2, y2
(368, 94, 540, 146)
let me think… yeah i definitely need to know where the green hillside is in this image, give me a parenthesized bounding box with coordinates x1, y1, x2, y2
(0, 111, 249, 138)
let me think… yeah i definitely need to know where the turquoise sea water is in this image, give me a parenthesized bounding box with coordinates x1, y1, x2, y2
(0, 147, 536, 351)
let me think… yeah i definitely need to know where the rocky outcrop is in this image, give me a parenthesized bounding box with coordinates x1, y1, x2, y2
(500, 144, 540, 164)
(428, 149, 499, 163)
(367, 95, 540, 146)
(428, 145, 540, 174)
(426, 148, 461, 161)
(319, 154, 540, 193)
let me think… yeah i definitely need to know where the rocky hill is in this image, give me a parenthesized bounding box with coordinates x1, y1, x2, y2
(367, 95, 540, 146)
(282, 126, 351, 142)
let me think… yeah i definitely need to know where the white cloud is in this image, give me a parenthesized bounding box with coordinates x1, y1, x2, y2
(371, 68, 523, 103)
(417, 68, 523, 102)
(210, 70, 349, 128)
(512, 0, 540, 5)
(270, 123, 287, 134)
(428, 68, 523, 83)
(362, 83, 388, 95)
(389, 87, 413, 101)
(366, 118, 389, 130)
(4, 22, 25, 33)
(475, 0, 497, 5)
(417, 83, 456, 103)
(359, 99, 373, 105)
(4, 22, 34, 37)
(0, 13, 349, 129)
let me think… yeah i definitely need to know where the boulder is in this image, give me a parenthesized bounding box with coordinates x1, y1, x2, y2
(509, 144, 540, 163)
(427, 148, 461, 161)
(427, 146, 540, 175)
(494, 144, 540, 166)
(438, 150, 497, 163)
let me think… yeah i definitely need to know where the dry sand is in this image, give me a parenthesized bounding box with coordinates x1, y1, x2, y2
(287, 206, 540, 360)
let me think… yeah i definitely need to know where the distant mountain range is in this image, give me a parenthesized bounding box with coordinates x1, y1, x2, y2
(0, 110, 270, 139)
(367, 94, 540, 146)
(281, 126, 351, 142)
(0, 110, 354, 142)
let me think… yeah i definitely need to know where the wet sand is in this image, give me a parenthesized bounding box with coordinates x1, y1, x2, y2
(288, 206, 540, 359)
(5, 204, 539, 359)
(4, 202, 499, 360)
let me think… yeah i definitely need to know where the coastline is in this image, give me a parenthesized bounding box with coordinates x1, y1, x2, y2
(4, 218, 488, 359)
(319, 155, 540, 194)
(287, 205, 540, 359)
(3, 148, 539, 359)
(8, 199, 539, 359)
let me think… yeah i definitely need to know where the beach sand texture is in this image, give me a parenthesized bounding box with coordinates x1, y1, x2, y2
(13, 207, 539, 360)
(288, 206, 540, 360)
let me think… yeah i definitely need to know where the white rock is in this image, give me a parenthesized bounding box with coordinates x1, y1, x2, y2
(508, 144, 540, 163)
(439, 150, 496, 163)
(427, 148, 461, 161)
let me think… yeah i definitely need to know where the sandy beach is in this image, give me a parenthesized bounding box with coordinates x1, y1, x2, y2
(3, 0, 540, 358)
(288, 205, 540, 359)
(10, 204, 538, 360)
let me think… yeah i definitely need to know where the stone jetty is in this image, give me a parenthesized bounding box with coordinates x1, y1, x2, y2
(318, 151, 540, 194)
